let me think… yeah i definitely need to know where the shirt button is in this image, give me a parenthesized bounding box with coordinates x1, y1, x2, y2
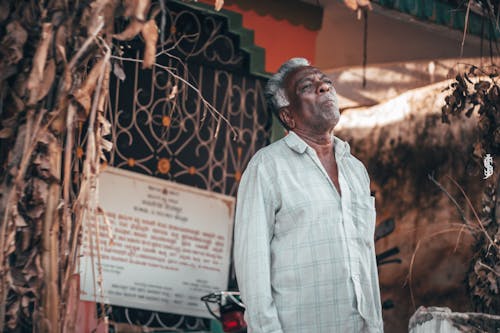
(352, 275, 360, 281)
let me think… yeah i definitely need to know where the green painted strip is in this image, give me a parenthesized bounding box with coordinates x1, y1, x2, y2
(374, 0, 499, 39)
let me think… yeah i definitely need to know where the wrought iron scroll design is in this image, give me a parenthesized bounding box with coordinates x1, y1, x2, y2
(108, 55, 269, 196)
(102, 1, 271, 330)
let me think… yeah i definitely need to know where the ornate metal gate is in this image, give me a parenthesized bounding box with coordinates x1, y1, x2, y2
(99, 1, 271, 330)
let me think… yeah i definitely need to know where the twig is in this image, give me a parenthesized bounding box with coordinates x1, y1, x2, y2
(460, 0, 472, 59)
(110, 55, 238, 139)
(477, 261, 500, 276)
(68, 21, 104, 70)
(453, 225, 467, 253)
(407, 227, 466, 310)
(428, 173, 476, 236)
(60, 103, 76, 330)
(446, 175, 498, 250)
(63, 104, 76, 245)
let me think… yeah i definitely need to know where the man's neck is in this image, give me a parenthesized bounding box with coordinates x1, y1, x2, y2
(292, 128, 335, 157)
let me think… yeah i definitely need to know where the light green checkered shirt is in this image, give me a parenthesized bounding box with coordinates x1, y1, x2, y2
(234, 131, 383, 333)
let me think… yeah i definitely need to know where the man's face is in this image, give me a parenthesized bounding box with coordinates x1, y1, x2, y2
(282, 66, 340, 132)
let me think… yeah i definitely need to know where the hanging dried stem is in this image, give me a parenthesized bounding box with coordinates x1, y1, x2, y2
(460, 0, 472, 58)
(447, 175, 498, 250)
(428, 173, 477, 235)
(407, 226, 473, 310)
(41, 136, 61, 333)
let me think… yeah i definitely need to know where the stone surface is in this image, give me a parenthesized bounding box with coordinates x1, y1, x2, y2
(409, 306, 500, 332)
(337, 80, 484, 333)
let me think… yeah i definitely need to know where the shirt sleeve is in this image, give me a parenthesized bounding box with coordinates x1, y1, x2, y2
(233, 159, 284, 333)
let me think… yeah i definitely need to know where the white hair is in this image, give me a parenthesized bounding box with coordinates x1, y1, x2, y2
(265, 58, 310, 121)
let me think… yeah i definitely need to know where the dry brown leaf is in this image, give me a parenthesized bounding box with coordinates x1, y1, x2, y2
(343, 0, 372, 11)
(27, 23, 53, 92)
(63, 274, 80, 332)
(60, 69, 72, 95)
(87, 4, 105, 36)
(23, 256, 40, 282)
(215, 0, 224, 11)
(98, 113, 112, 136)
(20, 228, 31, 251)
(1, 115, 17, 128)
(141, 19, 158, 69)
(136, 0, 151, 21)
(14, 213, 27, 228)
(100, 138, 113, 152)
(12, 71, 28, 101)
(21, 296, 31, 309)
(112, 61, 126, 81)
(50, 101, 68, 134)
(98, 207, 114, 246)
(124, 0, 137, 17)
(0, 127, 14, 139)
(343, 0, 358, 10)
(36, 59, 56, 102)
(2, 21, 28, 65)
(32, 178, 49, 205)
(6, 300, 20, 329)
(167, 85, 178, 100)
(113, 19, 144, 41)
(73, 58, 105, 115)
(0, 0, 10, 23)
(357, 0, 372, 9)
(124, 0, 151, 20)
(5, 228, 16, 256)
(55, 24, 68, 63)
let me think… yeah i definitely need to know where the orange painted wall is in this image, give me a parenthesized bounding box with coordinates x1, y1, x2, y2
(199, 1, 318, 73)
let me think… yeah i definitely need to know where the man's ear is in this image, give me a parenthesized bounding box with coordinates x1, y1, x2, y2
(279, 108, 295, 129)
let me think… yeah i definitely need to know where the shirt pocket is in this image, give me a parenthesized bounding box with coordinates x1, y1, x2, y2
(353, 195, 376, 246)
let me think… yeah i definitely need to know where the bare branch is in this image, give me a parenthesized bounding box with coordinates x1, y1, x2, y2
(110, 54, 238, 140)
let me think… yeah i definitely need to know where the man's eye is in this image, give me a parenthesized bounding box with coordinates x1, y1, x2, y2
(300, 84, 313, 92)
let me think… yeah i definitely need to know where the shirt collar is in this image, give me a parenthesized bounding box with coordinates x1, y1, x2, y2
(284, 131, 350, 158)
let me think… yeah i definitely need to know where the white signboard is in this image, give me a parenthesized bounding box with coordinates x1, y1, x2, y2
(79, 167, 235, 318)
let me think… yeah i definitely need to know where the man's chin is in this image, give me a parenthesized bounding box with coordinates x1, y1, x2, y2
(322, 110, 340, 127)
(311, 117, 339, 133)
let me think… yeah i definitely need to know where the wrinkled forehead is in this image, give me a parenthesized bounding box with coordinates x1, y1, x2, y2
(283, 66, 328, 90)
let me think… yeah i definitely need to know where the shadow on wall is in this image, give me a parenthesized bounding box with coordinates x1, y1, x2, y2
(337, 80, 483, 333)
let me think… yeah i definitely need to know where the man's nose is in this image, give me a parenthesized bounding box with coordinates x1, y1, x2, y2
(317, 81, 331, 94)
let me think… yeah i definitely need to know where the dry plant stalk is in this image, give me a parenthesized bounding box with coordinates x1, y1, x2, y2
(41, 137, 61, 333)
(142, 19, 159, 69)
(0, 0, 229, 331)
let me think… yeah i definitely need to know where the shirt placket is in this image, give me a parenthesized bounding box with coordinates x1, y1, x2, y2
(305, 147, 365, 319)
(337, 159, 367, 321)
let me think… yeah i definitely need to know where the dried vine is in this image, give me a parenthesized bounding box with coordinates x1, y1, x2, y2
(0, 0, 224, 331)
(442, 65, 500, 313)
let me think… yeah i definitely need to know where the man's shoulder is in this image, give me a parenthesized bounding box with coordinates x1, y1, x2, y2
(247, 137, 288, 166)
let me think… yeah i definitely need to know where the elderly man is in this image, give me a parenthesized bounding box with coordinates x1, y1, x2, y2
(233, 58, 383, 333)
